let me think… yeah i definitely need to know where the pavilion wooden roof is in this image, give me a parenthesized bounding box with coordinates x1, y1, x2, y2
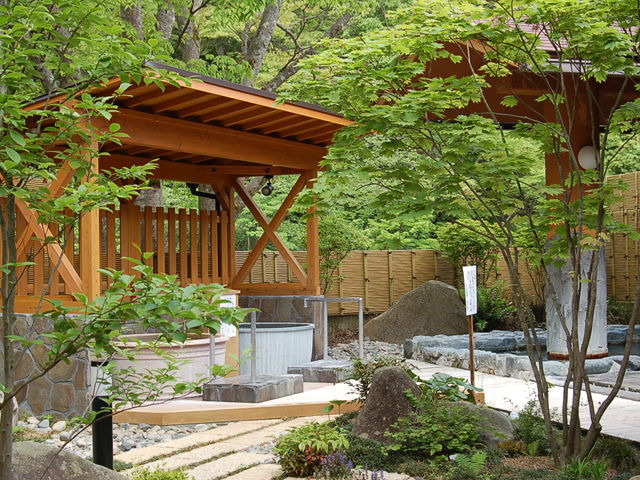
(28, 62, 351, 182)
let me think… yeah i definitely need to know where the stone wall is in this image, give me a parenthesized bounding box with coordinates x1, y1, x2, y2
(0, 314, 90, 420)
(238, 296, 324, 360)
(404, 326, 640, 381)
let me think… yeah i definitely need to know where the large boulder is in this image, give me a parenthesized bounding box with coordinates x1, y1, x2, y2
(456, 403, 516, 448)
(11, 441, 128, 480)
(353, 366, 421, 445)
(364, 280, 468, 344)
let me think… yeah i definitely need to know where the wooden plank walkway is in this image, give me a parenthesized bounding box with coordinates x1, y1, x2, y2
(115, 360, 640, 444)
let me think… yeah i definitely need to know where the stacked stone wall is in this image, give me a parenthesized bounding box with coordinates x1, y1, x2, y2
(1, 314, 90, 419)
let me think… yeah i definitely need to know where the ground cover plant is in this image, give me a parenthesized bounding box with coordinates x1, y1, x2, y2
(286, 0, 640, 466)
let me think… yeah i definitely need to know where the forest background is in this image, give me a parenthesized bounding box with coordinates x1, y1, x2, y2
(86, 0, 640, 255)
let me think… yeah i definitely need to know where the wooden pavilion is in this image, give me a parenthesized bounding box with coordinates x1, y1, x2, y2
(16, 63, 350, 314)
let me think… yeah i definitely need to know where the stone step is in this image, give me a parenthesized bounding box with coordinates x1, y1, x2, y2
(287, 360, 352, 383)
(186, 452, 272, 480)
(222, 464, 283, 480)
(115, 419, 282, 465)
(122, 415, 326, 474)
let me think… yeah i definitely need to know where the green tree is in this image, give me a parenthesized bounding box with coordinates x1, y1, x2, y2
(0, 1, 248, 477)
(437, 220, 500, 289)
(285, 0, 640, 465)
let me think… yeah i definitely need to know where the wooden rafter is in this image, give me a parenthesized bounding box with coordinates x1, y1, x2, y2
(232, 176, 308, 286)
(103, 109, 328, 169)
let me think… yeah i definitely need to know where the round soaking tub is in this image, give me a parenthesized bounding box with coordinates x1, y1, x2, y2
(110, 333, 229, 400)
(238, 322, 314, 376)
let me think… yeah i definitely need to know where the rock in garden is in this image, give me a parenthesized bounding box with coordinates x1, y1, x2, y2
(11, 441, 128, 480)
(364, 281, 468, 345)
(456, 403, 515, 448)
(353, 366, 421, 445)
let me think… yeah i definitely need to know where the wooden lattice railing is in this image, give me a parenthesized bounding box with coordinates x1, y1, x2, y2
(14, 204, 231, 297)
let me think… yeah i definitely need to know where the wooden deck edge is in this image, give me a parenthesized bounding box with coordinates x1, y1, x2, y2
(114, 400, 360, 425)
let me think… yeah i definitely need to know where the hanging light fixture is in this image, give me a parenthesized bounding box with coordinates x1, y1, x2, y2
(261, 176, 274, 196)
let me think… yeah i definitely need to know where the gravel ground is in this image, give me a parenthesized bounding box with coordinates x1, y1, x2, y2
(22, 340, 403, 461)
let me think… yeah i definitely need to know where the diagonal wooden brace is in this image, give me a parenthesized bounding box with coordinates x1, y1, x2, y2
(232, 176, 308, 286)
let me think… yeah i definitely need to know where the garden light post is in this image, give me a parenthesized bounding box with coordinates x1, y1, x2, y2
(90, 360, 113, 470)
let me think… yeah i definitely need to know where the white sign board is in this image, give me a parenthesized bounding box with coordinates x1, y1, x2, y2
(219, 293, 238, 337)
(462, 265, 477, 316)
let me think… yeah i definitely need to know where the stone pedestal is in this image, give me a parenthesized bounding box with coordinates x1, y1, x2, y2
(546, 244, 608, 359)
(288, 359, 352, 383)
(202, 374, 303, 403)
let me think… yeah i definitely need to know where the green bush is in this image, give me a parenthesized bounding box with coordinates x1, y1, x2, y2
(346, 357, 412, 403)
(129, 466, 193, 480)
(386, 395, 481, 460)
(273, 421, 350, 477)
(514, 400, 559, 456)
(593, 436, 639, 471)
(607, 297, 634, 325)
(413, 372, 482, 403)
(473, 283, 517, 332)
(344, 433, 405, 472)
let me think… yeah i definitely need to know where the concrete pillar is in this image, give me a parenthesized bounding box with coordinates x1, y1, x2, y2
(546, 244, 608, 359)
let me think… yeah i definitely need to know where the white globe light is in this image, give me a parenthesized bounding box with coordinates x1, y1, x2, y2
(578, 146, 598, 170)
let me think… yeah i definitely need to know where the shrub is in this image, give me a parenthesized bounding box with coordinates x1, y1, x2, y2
(344, 433, 405, 472)
(386, 395, 481, 460)
(346, 357, 412, 403)
(607, 297, 634, 325)
(273, 421, 350, 477)
(317, 451, 353, 480)
(499, 439, 526, 457)
(561, 455, 608, 480)
(413, 372, 482, 403)
(473, 283, 517, 332)
(514, 400, 559, 456)
(129, 467, 193, 480)
(593, 436, 639, 471)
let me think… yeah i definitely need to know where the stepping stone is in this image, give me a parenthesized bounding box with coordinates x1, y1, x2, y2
(187, 452, 272, 480)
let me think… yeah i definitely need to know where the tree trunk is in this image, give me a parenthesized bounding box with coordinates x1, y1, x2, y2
(121, 0, 144, 41)
(157, 0, 175, 41)
(197, 184, 217, 211)
(0, 194, 17, 480)
(177, 0, 203, 65)
(243, 0, 284, 87)
(263, 12, 352, 92)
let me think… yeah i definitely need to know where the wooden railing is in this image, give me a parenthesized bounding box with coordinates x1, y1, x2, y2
(100, 204, 231, 289)
(14, 205, 231, 297)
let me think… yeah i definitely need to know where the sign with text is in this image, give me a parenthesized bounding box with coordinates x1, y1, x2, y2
(462, 265, 478, 316)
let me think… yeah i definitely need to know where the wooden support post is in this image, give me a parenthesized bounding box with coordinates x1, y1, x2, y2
(411, 250, 417, 290)
(363, 251, 369, 312)
(306, 170, 320, 295)
(80, 144, 102, 301)
(225, 185, 236, 285)
(388, 250, 394, 305)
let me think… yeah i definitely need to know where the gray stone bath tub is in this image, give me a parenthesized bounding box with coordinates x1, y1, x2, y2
(238, 322, 314, 376)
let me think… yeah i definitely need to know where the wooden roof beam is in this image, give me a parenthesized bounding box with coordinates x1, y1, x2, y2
(176, 97, 237, 119)
(152, 91, 208, 113)
(222, 108, 275, 128)
(260, 117, 317, 135)
(122, 85, 180, 108)
(200, 103, 261, 123)
(101, 109, 328, 169)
